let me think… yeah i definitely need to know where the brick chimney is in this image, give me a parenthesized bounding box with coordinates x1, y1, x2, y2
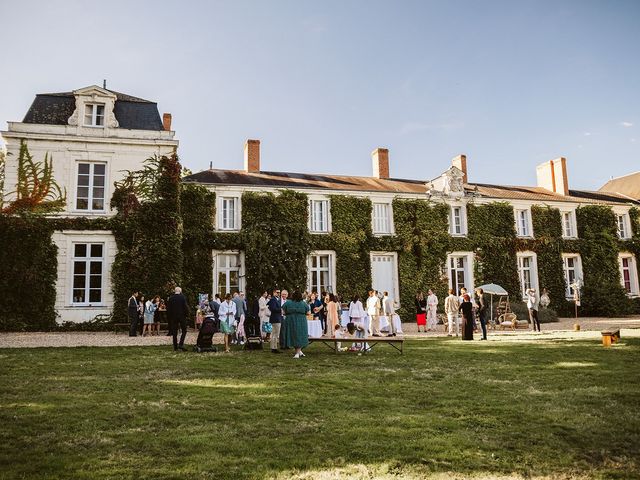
(452, 154, 468, 184)
(536, 157, 569, 195)
(162, 113, 172, 131)
(244, 139, 260, 173)
(372, 148, 389, 179)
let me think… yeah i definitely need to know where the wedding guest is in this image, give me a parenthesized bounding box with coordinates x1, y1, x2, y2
(348, 294, 366, 332)
(154, 298, 166, 336)
(218, 293, 237, 353)
(258, 290, 270, 339)
(278, 289, 290, 349)
(382, 291, 397, 337)
(282, 290, 310, 359)
(128, 291, 139, 337)
(527, 288, 541, 332)
(232, 292, 246, 345)
(426, 289, 438, 331)
(366, 290, 381, 336)
(415, 291, 427, 333)
(444, 289, 460, 337)
(137, 295, 145, 335)
(267, 288, 283, 353)
(475, 288, 488, 340)
(459, 293, 474, 341)
(143, 296, 159, 337)
(208, 294, 220, 321)
(167, 287, 190, 351)
(326, 293, 339, 336)
(309, 292, 323, 326)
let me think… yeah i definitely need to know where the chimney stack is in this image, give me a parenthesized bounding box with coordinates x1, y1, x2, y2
(452, 154, 468, 184)
(162, 113, 172, 131)
(372, 148, 389, 179)
(244, 139, 260, 173)
(536, 157, 569, 195)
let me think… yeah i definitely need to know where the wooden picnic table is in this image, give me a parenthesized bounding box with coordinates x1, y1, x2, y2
(308, 336, 404, 355)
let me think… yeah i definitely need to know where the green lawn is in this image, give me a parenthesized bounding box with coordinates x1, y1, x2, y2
(0, 337, 639, 480)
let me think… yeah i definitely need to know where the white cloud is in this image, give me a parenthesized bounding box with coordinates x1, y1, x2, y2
(632, 138, 637, 143)
(621, 121, 633, 127)
(583, 132, 591, 136)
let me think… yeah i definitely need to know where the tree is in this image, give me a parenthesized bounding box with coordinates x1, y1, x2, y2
(1, 140, 66, 215)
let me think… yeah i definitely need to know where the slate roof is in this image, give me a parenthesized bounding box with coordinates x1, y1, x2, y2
(22, 89, 164, 130)
(184, 169, 637, 205)
(599, 172, 640, 200)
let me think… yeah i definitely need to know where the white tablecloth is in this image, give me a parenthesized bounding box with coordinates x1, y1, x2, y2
(340, 311, 370, 329)
(339, 312, 402, 334)
(378, 315, 403, 334)
(307, 320, 322, 337)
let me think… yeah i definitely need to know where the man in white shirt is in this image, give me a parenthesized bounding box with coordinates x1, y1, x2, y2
(444, 289, 460, 337)
(366, 290, 381, 336)
(383, 291, 397, 337)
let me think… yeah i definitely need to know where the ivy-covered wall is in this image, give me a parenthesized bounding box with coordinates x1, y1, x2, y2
(2, 166, 639, 330)
(0, 216, 58, 330)
(575, 205, 634, 316)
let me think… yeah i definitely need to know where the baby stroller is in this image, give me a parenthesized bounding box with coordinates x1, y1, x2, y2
(194, 315, 219, 352)
(244, 298, 263, 351)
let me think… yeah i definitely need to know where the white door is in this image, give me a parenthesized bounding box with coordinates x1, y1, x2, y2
(371, 254, 398, 303)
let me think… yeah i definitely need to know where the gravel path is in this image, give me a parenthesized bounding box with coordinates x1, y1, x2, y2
(0, 316, 638, 349)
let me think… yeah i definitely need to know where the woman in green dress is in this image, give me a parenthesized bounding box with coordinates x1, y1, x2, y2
(282, 290, 310, 359)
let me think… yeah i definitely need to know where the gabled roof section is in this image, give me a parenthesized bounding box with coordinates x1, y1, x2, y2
(22, 86, 163, 130)
(599, 171, 640, 200)
(183, 168, 637, 205)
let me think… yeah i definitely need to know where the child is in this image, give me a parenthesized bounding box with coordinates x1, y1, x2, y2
(333, 323, 345, 351)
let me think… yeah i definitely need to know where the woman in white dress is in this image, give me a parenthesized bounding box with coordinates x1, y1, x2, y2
(426, 289, 438, 331)
(258, 290, 270, 339)
(218, 293, 237, 353)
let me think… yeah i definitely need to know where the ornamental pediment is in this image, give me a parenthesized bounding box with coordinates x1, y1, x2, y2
(427, 166, 465, 198)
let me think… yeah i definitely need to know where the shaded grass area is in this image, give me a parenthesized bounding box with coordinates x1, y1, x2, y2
(0, 337, 639, 479)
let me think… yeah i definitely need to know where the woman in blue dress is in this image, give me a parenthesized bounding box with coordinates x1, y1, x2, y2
(282, 290, 310, 359)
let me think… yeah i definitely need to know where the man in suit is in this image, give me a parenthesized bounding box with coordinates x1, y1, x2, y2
(208, 294, 220, 321)
(167, 286, 190, 351)
(128, 291, 139, 337)
(267, 288, 283, 353)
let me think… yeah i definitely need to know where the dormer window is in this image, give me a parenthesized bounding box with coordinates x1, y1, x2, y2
(84, 103, 105, 127)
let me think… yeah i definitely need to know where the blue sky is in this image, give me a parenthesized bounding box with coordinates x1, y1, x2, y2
(1, 0, 638, 190)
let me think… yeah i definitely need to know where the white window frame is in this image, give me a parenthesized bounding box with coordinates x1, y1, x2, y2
(372, 202, 394, 235)
(71, 242, 105, 306)
(561, 210, 577, 239)
(616, 213, 631, 240)
(618, 253, 639, 297)
(370, 251, 400, 307)
(446, 252, 474, 295)
(514, 208, 533, 238)
(212, 250, 245, 296)
(516, 251, 539, 300)
(562, 253, 583, 299)
(309, 198, 331, 234)
(83, 103, 105, 127)
(74, 162, 107, 213)
(307, 250, 336, 294)
(449, 204, 467, 236)
(217, 195, 241, 231)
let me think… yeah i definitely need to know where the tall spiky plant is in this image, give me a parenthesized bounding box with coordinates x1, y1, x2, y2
(2, 139, 66, 215)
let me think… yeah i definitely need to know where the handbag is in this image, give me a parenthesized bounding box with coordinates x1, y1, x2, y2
(262, 322, 273, 333)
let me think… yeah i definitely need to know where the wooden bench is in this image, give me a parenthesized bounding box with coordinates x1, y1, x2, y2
(308, 336, 404, 355)
(114, 322, 169, 334)
(601, 328, 620, 347)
